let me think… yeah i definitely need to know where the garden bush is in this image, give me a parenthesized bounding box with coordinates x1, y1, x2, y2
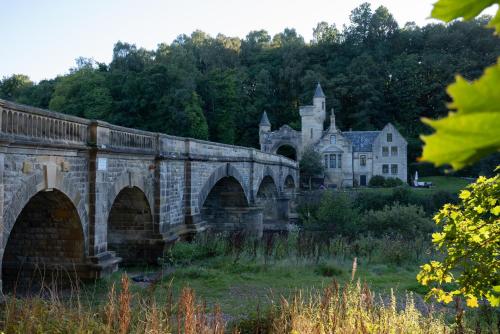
(305, 191, 360, 237)
(384, 177, 404, 187)
(391, 185, 411, 204)
(358, 203, 433, 239)
(368, 175, 385, 187)
(355, 191, 393, 212)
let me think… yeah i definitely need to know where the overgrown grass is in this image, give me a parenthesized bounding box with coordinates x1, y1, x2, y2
(1, 232, 498, 333)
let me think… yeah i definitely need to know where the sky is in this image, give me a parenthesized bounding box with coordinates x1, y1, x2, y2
(0, 0, 496, 82)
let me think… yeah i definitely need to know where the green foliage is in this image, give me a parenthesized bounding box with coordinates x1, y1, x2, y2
(164, 234, 225, 265)
(368, 175, 385, 187)
(431, 0, 500, 33)
(309, 191, 359, 235)
(358, 203, 433, 239)
(391, 185, 411, 204)
(417, 0, 500, 310)
(421, 61, 500, 169)
(417, 174, 500, 307)
(184, 92, 208, 140)
(383, 177, 404, 187)
(2, 4, 499, 161)
(368, 175, 404, 188)
(355, 191, 392, 212)
(299, 147, 324, 188)
(0, 74, 32, 100)
(314, 263, 343, 277)
(422, 0, 500, 170)
(49, 68, 112, 119)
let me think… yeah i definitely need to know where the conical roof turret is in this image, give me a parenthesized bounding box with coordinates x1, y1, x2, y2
(260, 111, 271, 126)
(314, 82, 325, 98)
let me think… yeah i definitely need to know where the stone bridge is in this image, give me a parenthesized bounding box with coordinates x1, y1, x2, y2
(0, 99, 298, 293)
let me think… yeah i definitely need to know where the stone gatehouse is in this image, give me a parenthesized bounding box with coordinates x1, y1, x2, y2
(259, 83, 407, 187)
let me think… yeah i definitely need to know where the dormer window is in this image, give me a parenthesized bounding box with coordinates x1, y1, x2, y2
(387, 133, 393, 142)
(330, 135, 336, 144)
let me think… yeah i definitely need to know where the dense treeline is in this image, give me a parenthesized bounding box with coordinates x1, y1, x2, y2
(1, 3, 500, 163)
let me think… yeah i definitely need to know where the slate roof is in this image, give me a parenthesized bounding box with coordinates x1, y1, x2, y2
(343, 131, 380, 152)
(260, 111, 271, 126)
(314, 83, 325, 98)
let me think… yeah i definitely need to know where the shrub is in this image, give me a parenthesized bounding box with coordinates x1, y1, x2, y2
(368, 175, 385, 187)
(391, 185, 411, 204)
(355, 191, 393, 212)
(358, 203, 433, 239)
(306, 191, 359, 237)
(384, 177, 404, 187)
(164, 233, 225, 265)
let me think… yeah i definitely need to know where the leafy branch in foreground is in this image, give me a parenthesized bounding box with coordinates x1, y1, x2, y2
(421, 60, 500, 170)
(421, 0, 500, 169)
(417, 174, 500, 307)
(418, 0, 500, 309)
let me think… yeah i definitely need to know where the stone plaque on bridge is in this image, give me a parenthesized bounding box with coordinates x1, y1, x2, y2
(97, 158, 108, 171)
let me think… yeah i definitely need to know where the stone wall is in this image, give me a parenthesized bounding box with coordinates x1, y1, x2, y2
(372, 124, 408, 183)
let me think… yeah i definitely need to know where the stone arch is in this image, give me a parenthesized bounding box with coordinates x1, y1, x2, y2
(200, 174, 261, 234)
(254, 166, 279, 196)
(3, 170, 89, 254)
(107, 185, 163, 266)
(272, 142, 299, 161)
(283, 174, 297, 196)
(105, 171, 155, 225)
(255, 175, 280, 223)
(198, 163, 250, 210)
(2, 188, 86, 293)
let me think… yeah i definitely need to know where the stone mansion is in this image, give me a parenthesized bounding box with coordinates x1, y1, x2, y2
(259, 83, 407, 187)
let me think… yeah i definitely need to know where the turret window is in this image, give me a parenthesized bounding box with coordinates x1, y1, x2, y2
(310, 128, 313, 139)
(360, 155, 366, 166)
(338, 154, 342, 168)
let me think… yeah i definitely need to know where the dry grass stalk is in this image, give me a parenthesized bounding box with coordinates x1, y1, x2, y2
(105, 282, 116, 334)
(119, 274, 132, 334)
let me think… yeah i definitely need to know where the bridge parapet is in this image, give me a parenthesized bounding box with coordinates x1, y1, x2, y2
(92, 120, 157, 154)
(0, 98, 297, 169)
(0, 99, 90, 147)
(160, 136, 297, 167)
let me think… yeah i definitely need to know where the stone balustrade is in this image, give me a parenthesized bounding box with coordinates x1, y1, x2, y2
(0, 99, 297, 168)
(0, 99, 90, 146)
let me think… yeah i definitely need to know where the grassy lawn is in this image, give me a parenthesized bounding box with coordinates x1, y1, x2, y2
(353, 176, 471, 197)
(419, 176, 471, 193)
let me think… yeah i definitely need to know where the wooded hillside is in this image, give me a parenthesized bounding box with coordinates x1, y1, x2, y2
(2, 3, 499, 163)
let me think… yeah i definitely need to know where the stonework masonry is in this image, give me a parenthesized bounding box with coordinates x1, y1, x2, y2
(0, 99, 298, 294)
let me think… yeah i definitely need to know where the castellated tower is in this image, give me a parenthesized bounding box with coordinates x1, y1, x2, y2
(300, 83, 326, 148)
